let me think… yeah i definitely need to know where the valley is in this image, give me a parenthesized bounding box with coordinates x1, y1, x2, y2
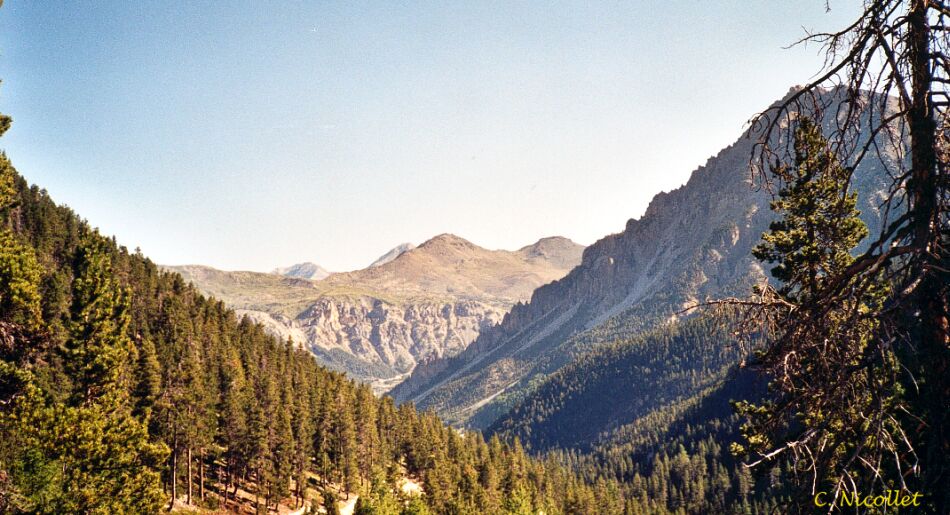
(3, 2, 947, 512)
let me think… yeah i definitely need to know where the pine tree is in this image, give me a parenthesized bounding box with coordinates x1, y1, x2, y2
(0, 82, 55, 512)
(220, 345, 250, 504)
(323, 491, 341, 515)
(0, 254, 45, 512)
(752, 118, 868, 300)
(736, 118, 890, 504)
(13, 236, 167, 513)
(751, 3, 950, 507)
(62, 237, 135, 404)
(132, 333, 161, 417)
(0, 109, 41, 332)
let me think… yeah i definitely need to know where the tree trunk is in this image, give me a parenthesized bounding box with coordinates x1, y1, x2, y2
(187, 447, 193, 505)
(219, 459, 226, 504)
(170, 445, 178, 511)
(237, 467, 245, 499)
(908, 1, 945, 337)
(199, 448, 205, 503)
(907, 2, 950, 506)
(255, 465, 261, 513)
(296, 473, 302, 508)
(223, 460, 231, 505)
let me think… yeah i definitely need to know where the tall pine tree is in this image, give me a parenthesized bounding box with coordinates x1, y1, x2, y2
(736, 118, 890, 508)
(25, 235, 167, 513)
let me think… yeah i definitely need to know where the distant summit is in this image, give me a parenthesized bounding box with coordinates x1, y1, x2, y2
(516, 236, 585, 269)
(369, 242, 416, 268)
(272, 262, 331, 281)
(339, 233, 583, 302)
(418, 233, 477, 249)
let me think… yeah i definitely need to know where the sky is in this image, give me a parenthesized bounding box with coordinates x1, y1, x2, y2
(0, 1, 862, 272)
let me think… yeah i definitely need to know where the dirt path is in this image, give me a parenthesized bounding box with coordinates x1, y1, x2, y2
(338, 494, 358, 515)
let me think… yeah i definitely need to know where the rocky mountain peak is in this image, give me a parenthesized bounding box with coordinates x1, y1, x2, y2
(517, 236, 585, 269)
(272, 262, 331, 281)
(369, 243, 416, 268)
(418, 233, 478, 250)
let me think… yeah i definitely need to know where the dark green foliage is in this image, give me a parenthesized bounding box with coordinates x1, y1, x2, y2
(63, 235, 136, 404)
(752, 117, 868, 299)
(323, 491, 340, 515)
(488, 315, 786, 513)
(490, 317, 750, 452)
(0, 149, 41, 332)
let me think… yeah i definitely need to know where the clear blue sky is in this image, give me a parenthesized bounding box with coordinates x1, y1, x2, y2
(0, 1, 860, 272)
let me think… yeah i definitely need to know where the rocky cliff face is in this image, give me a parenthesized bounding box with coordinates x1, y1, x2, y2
(168, 235, 584, 392)
(234, 297, 504, 390)
(390, 92, 895, 426)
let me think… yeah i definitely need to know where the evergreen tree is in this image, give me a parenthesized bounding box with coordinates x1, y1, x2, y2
(751, 3, 950, 508)
(752, 118, 868, 299)
(737, 118, 890, 506)
(12, 236, 166, 513)
(0, 79, 46, 514)
(132, 333, 161, 417)
(0, 107, 41, 332)
(62, 236, 136, 404)
(323, 491, 341, 515)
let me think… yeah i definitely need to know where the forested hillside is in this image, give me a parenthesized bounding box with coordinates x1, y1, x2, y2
(0, 113, 623, 513)
(550, 368, 784, 514)
(484, 316, 789, 513)
(488, 316, 754, 452)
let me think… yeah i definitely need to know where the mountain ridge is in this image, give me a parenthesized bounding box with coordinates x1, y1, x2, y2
(390, 90, 895, 427)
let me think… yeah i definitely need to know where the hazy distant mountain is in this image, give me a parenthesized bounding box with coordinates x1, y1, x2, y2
(167, 234, 584, 391)
(272, 261, 331, 281)
(332, 233, 584, 302)
(516, 236, 588, 269)
(390, 89, 895, 428)
(369, 243, 415, 268)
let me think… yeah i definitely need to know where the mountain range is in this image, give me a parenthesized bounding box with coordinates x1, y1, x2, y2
(167, 234, 584, 391)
